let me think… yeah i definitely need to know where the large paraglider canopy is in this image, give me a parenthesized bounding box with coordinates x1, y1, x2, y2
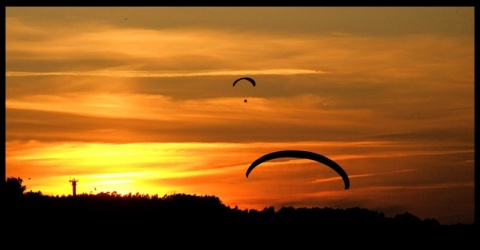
(246, 150, 350, 190)
(233, 77, 256, 87)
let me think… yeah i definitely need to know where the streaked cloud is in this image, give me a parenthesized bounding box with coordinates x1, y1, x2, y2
(6, 69, 325, 78)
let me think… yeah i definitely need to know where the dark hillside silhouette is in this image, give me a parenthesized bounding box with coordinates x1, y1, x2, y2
(3, 177, 475, 244)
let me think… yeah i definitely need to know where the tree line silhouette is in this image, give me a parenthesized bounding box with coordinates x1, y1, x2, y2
(3, 176, 475, 243)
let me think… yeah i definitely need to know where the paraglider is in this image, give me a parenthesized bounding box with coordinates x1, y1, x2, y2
(233, 77, 256, 87)
(246, 150, 350, 190)
(233, 77, 256, 103)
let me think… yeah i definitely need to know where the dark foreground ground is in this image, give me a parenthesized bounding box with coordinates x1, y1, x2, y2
(4, 192, 476, 247)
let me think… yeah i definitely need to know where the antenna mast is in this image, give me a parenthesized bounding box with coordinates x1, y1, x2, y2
(69, 178, 79, 197)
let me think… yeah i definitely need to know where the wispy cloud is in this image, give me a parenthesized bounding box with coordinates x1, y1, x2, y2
(6, 69, 325, 77)
(311, 169, 417, 184)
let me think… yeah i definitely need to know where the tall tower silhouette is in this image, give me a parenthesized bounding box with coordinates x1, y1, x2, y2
(69, 178, 78, 196)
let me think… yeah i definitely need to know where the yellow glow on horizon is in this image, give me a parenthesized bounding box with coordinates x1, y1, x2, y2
(6, 140, 354, 196)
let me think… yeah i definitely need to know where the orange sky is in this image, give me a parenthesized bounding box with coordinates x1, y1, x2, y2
(5, 7, 475, 225)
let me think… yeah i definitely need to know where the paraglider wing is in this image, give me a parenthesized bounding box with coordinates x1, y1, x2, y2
(233, 77, 256, 87)
(245, 150, 350, 190)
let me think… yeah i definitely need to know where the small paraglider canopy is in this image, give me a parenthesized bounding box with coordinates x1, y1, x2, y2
(233, 77, 256, 87)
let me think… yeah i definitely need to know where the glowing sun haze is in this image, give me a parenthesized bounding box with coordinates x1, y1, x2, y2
(5, 7, 474, 225)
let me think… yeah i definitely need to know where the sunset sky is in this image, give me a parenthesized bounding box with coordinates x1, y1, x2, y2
(5, 7, 475, 225)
